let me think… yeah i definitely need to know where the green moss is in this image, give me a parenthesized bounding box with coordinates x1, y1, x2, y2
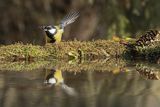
(0, 40, 125, 61)
(0, 40, 159, 62)
(0, 43, 50, 60)
(48, 40, 125, 59)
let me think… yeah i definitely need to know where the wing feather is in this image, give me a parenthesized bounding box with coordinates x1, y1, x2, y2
(60, 11, 80, 29)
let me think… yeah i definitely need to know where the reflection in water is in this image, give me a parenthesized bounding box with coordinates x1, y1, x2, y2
(136, 64, 160, 80)
(44, 69, 63, 85)
(0, 62, 160, 107)
(44, 69, 77, 96)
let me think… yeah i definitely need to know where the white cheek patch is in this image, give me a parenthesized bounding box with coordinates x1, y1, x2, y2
(48, 78, 56, 84)
(48, 28, 56, 34)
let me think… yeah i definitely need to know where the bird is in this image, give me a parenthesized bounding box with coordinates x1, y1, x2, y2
(40, 11, 80, 44)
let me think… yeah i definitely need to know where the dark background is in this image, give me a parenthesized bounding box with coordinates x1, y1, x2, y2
(0, 0, 160, 44)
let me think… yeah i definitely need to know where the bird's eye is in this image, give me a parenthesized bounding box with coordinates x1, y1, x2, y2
(47, 26, 52, 29)
(44, 26, 48, 29)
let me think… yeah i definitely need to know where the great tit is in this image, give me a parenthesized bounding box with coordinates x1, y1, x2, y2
(40, 11, 79, 43)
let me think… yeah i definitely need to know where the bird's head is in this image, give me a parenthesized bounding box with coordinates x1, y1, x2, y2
(40, 25, 57, 34)
(39, 25, 52, 31)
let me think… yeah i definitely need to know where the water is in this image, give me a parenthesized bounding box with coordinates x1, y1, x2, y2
(0, 61, 160, 107)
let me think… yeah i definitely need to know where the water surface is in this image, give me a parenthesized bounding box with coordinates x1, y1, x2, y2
(0, 61, 160, 107)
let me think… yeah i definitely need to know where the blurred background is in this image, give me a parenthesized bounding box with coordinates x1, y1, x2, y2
(0, 0, 160, 45)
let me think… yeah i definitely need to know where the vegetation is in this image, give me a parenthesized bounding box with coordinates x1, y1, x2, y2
(0, 43, 50, 61)
(0, 40, 125, 61)
(0, 39, 159, 62)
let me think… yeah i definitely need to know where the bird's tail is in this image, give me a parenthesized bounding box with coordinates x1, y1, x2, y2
(60, 11, 80, 29)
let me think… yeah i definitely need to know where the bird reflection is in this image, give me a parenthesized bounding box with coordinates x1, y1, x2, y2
(44, 69, 77, 96)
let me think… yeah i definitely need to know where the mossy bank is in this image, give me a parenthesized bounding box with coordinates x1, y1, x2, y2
(0, 40, 125, 61)
(0, 40, 159, 62)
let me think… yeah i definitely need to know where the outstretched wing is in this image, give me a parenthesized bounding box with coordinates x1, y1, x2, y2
(60, 11, 80, 29)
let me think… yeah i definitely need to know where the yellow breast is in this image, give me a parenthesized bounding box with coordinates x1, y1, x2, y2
(54, 26, 64, 43)
(45, 26, 64, 43)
